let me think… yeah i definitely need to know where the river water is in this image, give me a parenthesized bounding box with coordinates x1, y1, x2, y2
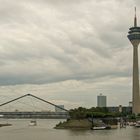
(0, 119, 140, 140)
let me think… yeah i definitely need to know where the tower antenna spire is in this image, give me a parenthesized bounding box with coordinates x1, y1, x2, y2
(134, 7, 137, 27)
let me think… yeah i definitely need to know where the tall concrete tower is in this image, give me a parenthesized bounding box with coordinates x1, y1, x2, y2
(127, 7, 140, 114)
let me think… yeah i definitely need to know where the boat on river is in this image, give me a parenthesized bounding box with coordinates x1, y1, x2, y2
(135, 121, 140, 127)
(128, 122, 136, 126)
(92, 126, 106, 130)
(91, 125, 111, 130)
(29, 120, 37, 126)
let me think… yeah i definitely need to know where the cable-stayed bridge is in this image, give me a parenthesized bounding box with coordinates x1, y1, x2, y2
(0, 94, 69, 119)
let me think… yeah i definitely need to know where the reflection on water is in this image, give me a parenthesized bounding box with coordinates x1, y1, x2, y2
(0, 119, 140, 140)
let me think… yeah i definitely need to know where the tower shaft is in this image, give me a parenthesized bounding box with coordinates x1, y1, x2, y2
(133, 45, 140, 113)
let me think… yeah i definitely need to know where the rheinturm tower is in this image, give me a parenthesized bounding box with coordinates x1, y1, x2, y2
(127, 7, 140, 114)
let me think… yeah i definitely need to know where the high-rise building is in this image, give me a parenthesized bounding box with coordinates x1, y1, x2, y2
(97, 94, 107, 107)
(127, 7, 140, 114)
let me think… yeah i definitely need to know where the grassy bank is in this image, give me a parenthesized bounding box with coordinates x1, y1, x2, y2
(55, 119, 92, 129)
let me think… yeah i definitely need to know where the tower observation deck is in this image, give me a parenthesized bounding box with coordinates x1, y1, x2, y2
(127, 7, 140, 114)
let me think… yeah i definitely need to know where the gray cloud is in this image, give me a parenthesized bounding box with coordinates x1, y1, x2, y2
(0, 0, 139, 108)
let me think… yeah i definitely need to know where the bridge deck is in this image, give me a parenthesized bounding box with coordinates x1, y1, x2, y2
(0, 111, 69, 119)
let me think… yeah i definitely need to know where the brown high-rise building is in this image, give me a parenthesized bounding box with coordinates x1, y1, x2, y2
(127, 8, 140, 114)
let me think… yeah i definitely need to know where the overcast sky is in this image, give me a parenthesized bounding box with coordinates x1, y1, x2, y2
(0, 0, 140, 110)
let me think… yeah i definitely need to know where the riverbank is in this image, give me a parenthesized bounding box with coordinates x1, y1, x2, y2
(55, 119, 92, 129)
(54, 119, 118, 130)
(55, 119, 118, 129)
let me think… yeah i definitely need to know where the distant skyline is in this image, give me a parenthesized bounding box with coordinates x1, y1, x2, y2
(0, 0, 140, 109)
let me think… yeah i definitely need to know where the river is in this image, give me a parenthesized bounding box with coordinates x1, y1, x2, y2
(0, 119, 139, 140)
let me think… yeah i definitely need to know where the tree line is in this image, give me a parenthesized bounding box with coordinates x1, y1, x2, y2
(69, 107, 140, 120)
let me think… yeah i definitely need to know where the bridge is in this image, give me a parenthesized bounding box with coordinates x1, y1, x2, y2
(0, 94, 69, 119)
